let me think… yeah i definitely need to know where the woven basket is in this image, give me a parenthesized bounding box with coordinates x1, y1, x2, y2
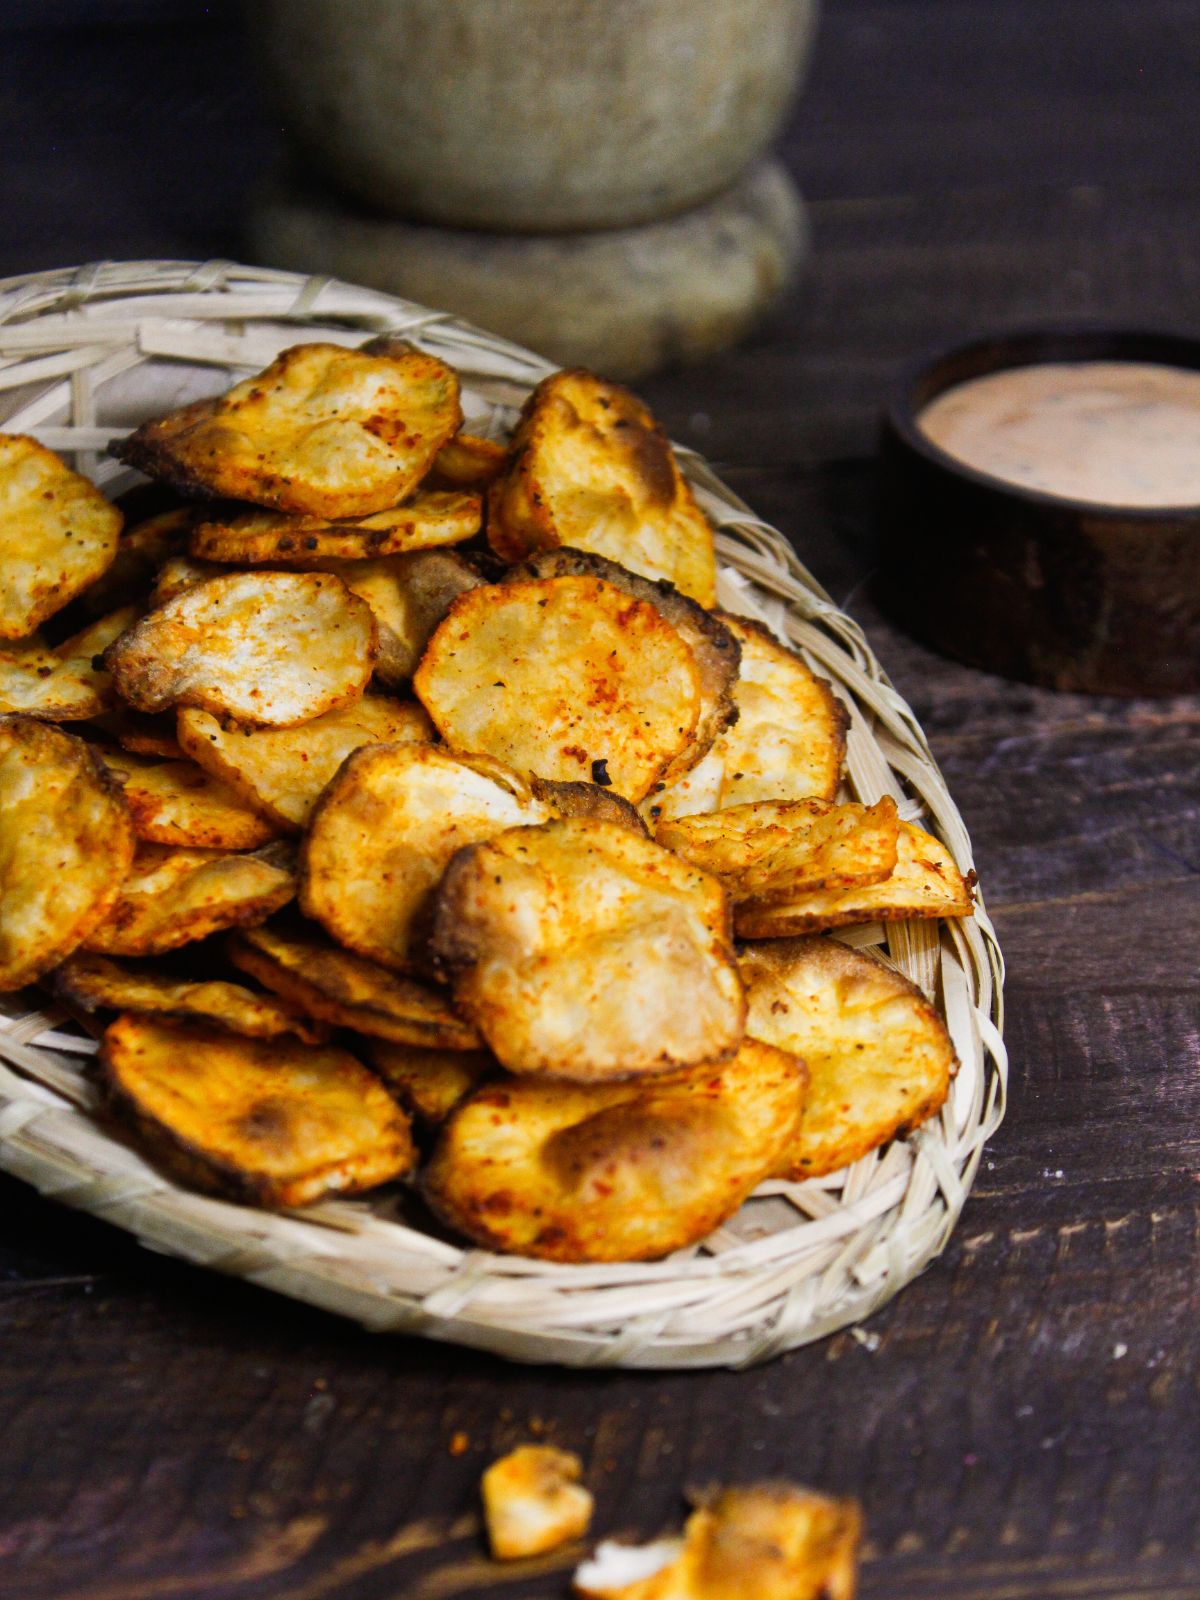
(0, 260, 1006, 1369)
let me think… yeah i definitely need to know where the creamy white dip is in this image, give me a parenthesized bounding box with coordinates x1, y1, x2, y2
(917, 360, 1200, 507)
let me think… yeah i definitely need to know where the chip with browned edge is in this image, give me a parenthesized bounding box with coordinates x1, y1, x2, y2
(364, 1040, 494, 1125)
(112, 341, 462, 517)
(228, 924, 480, 1049)
(431, 818, 745, 1081)
(740, 936, 956, 1178)
(658, 797, 899, 907)
(487, 370, 716, 607)
(300, 744, 550, 971)
(735, 821, 973, 937)
(189, 490, 481, 564)
(414, 576, 701, 803)
(100, 749, 279, 849)
(177, 696, 431, 832)
(52, 951, 327, 1043)
(85, 841, 295, 956)
(0, 606, 141, 722)
(105, 572, 377, 727)
(0, 434, 122, 638)
(101, 1014, 414, 1207)
(0, 716, 135, 989)
(423, 1039, 803, 1261)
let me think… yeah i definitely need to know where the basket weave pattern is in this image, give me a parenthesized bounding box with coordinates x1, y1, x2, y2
(0, 261, 1006, 1369)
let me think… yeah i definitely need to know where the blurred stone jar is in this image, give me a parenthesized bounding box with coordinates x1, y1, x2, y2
(250, 0, 820, 378)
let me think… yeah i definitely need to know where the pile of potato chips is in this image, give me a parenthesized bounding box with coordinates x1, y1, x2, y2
(0, 341, 974, 1262)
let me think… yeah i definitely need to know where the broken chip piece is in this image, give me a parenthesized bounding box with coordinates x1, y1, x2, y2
(482, 1445, 594, 1561)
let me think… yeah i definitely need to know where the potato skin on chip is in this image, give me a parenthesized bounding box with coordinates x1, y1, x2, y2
(189, 491, 481, 565)
(740, 936, 956, 1178)
(658, 797, 900, 906)
(423, 1039, 804, 1261)
(509, 547, 740, 785)
(52, 951, 328, 1043)
(105, 572, 377, 727)
(100, 748, 278, 849)
(364, 1040, 494, 1125)
(530, 777, 648, 835)
(0, 716, 135, 989)
(414, 576, 701, 804)
(487, 370, 717, 607)
(300, 744, 550, 971)
(101, 1014, 414, 1207)
(85, 842, 295, 956)
(735, 821, 973, 937)
(431, 818, 746, 1082)
(112, 341, 462, 518)
(177, 696, 431, 832)
(0, 434, 122, 638)
(228, 922, 481, 1049)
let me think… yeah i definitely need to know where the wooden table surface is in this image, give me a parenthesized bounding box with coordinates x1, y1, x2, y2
(2, 5, 1199, 1597)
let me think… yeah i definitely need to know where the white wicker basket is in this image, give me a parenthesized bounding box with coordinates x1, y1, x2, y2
(0, 260, 1006, 1369)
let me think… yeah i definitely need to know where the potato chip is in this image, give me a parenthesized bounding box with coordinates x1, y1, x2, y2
(658, 798, 899, 906)
(105, 572, 377, 727)
(482, 1446, 593, 1561)
(80, 507, 196, 614)
(0, 638, 105, 721)
(150, 554, 229, 606)
(101, 1014, 414, 1207)
(85, 841, 295, 956)
(423, 1039, 803, 1261)
(487, 371, 717, 606)
(735, 822, 974, 938)
(107, 709, 186, 759)
(363, 1040, 494, 1125)
(431, 818, 745, 1081)
(740, 936, 956, 1178)
(0, 434, 122, 638)
(300, 744, 550, 970)
(429, 432, 507, 489)
(112, 341, 462, 517)
(100, 749, 278, 849)
(52, 951, 328, 1043)
(708, 617, 847, 807)
(177, 696, 433, 832)
(319, 549, 484, 688)
(0, 716, 135, 989)
(529, 777, 648, 835)
(228, 924, 481, 1049)
(575, 1482, 861, 1600)
(189, 490, 481, 565)
(414, 577, 701, 803)
(509, 548, 740, 784)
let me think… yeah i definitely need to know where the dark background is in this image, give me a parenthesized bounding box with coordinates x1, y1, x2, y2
(2, 5, 1200, 1598)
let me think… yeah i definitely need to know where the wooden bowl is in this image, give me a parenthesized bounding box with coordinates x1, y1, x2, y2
(877, 327, 1200, 695)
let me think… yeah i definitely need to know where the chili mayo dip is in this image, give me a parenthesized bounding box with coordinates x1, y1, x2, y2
(918, 360, 1200, 508)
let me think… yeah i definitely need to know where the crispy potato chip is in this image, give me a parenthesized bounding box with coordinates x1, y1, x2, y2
(101, 1013, 414, 1207)
(735, 822, 974, 937)
(100, 749, 278, 849)
(423, 1039, 803, 1261)
(0, 434, 122, 638)
(658, 798, 900, 906)
(487, 371, 717, 606)
(363, 1040, 494, 1125)
(482, 1446, 594, 1561)
(85, 841, 295, 956)
(708, 617, 847, 807)
(177, 696, 432, 832)
(509, 548, 740, 784)
(431, 818, 745, 1081)
(189, 490, 481, 565)
(414, 577, 701, 803)
(319, 549, 485, 688)
(0, 637, 105, 720)
(80, 507, 196, 615)
(112, 341, 462, 517)
(0, 716, 135, 989)
(575, 1482, 861, 1600)
(150, 553, 229, 606)
(51, 951, 328, 1043)
(105, 572, 377, 727)
(429, 432, 507, 489)
(740, 936, 956, 1178)
(228, 924, 481, 1049)
(529, 777, 648, 835)
(104, 708, 186, 758)
(300, 744, 549, 970)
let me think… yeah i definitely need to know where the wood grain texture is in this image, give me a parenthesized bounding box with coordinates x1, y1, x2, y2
(1, 2, 1199, 1596)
